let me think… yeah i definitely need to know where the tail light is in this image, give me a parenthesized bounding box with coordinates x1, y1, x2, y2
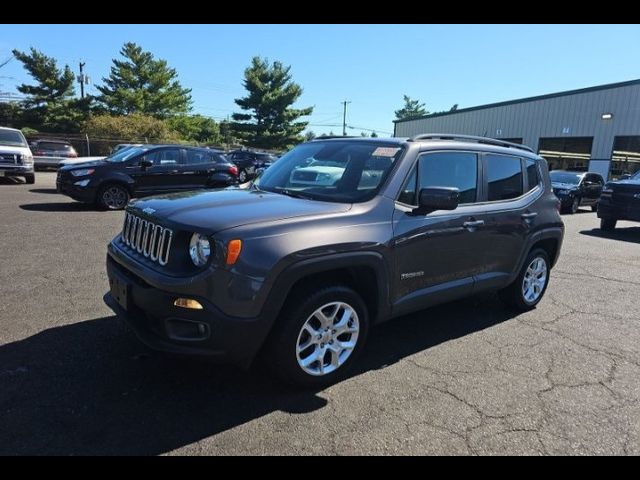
(228, 165, 238, 176)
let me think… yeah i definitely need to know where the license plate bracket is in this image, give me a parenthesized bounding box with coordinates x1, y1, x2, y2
(110, 275, 130, 311)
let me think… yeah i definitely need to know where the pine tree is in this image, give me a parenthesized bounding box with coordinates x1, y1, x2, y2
(12, 48, 86, 131)
(97, 42, 192, 118)
(394, 95, 428, 121)
(232, 57, 313, 149)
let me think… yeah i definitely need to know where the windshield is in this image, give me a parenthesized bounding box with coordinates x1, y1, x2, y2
(550, 171, 581, 185)
(255, 141, 404, 203)
(105, 146, 150, 162)
(0, 129, 28, 147)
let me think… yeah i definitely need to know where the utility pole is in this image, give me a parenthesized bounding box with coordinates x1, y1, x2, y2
(341, 100, 351, 136)
(78, 61, 86, 99)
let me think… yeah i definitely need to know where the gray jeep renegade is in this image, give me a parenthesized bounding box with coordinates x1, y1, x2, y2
(104, 134, 564, 388)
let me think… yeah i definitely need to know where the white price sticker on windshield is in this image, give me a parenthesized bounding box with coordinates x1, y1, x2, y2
(372, 147, 400, 157)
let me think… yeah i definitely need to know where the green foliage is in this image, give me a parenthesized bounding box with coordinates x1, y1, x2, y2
(0, 102, 22, 128)
(304, 131, 317, 141)
(450, 103, 459, 112)
(97, 42, 192, 118)
(370, 131, 378, 137)
(394, 95, 428, 121)
(84, 114, 180, 142)
(12, 48, 89, 132)
(166, 115, 223, 144)
(21, 127, 39, 136)
(232, 56, 313, 149)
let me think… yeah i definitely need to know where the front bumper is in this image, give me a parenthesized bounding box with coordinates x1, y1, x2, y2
(0, 165, 34, 177)
(104, 252, 272, 367)
(597, 200, 640, 222)
(56, 173, 97, 202)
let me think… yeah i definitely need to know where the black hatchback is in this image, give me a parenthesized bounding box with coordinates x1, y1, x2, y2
(57, 145, 239, 210)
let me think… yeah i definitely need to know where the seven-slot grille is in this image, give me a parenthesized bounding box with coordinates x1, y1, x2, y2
(0, 153, 18, 164)
(121, 212, 173, 266)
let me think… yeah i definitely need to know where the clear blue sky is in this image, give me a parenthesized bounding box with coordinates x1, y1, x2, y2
(1, 24, 640, 136)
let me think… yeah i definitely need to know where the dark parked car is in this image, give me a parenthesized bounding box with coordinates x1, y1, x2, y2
(550, 170, 604, 214)
(57, 145, 238, 210)
(597, 170, 640, 231)
(226, 149, 279, 182)
(31, 139, 78, 169)
(0, 127, 35, 184)
(104, 135, 564, 387)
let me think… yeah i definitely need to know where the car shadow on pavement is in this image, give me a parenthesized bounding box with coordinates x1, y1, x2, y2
(29, 188, 59, 194)
(19, 202, 97, 212)
(0, 177, 24, 185)
(580, 227, 640, 244)
(0, 294, 514, 455)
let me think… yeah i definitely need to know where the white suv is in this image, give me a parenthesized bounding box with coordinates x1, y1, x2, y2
(0, 127, 35, 184)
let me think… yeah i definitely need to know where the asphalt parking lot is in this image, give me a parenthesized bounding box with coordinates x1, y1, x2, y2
(1, 172, 639, 455)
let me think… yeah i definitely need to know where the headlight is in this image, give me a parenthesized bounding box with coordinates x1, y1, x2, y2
(70, 168, 95, 177)
(21, 153, 33, 164)
(189, 233, 211, 267)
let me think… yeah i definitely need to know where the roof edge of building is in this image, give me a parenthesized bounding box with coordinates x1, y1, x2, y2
(393, 78, 640, 124)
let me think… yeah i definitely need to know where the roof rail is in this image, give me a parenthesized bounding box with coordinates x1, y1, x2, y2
(312, 135, 357, 140)
(408, 133, 534, 153)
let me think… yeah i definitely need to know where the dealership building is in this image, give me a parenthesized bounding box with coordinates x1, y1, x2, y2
(393, 79, 640, 180)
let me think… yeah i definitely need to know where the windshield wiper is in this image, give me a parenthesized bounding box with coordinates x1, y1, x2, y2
(272, 187, 316, 200)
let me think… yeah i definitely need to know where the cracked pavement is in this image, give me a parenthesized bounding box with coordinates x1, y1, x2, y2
(1, 173, 638, 455)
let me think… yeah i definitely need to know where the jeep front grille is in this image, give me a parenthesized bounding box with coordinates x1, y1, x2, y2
(121, 212, 173, 266)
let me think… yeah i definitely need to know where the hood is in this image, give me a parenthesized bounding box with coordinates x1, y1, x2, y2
(0, 145, 30, 154)
(59, 156, 106, 166)
(551, 182, 578, 190)
(128, 188, 352, 233)
(609, 178, 640, 187)
(60, 159, 108, 170)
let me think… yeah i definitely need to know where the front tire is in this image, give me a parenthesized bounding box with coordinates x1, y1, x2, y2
(499, 249, 551, 312)
(570, 197, 580, 214)
(97, 183, 130, 210)
(600, 218, 617, 231)
(265, 285, 369, 389)
(24, 174, 35, 185)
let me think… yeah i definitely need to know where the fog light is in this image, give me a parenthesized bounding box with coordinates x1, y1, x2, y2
(74, 179, 90, 187)
(174, 298, 204, 310)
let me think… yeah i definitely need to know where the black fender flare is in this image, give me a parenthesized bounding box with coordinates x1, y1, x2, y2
(259, 251, 391, 329)
(508, 226, 564, 284)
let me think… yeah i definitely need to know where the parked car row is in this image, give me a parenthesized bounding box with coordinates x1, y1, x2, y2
(57, 145, 240, 210)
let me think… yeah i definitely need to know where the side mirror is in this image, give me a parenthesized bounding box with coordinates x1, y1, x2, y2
(140, 159, 153, 169)
(413, 187, 460, 214)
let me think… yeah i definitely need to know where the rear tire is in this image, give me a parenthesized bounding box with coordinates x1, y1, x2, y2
(24, 174, 35, 185)
(499, 248, 551, 312)
(591, 204, 598, 212)
(97, 183, 130, 210)
(600, 218, 617, 231)
(264, 285, 369, 389)
(238, 168, 248, 183)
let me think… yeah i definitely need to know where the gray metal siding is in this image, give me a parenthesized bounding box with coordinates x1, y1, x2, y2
(395, 84, 640, 167)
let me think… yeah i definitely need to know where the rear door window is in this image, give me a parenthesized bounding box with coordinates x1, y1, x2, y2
(485, 154, 524, 201)
(526, 158, 541, 192)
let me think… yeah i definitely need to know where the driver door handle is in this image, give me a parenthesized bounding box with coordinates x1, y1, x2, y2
(521, 212, 538, 220)
(463, 220, 484, 229)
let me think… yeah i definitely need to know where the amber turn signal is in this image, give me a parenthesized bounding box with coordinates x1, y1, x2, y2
(174, 298, 204, 310)
(226, 239, 242, 265)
